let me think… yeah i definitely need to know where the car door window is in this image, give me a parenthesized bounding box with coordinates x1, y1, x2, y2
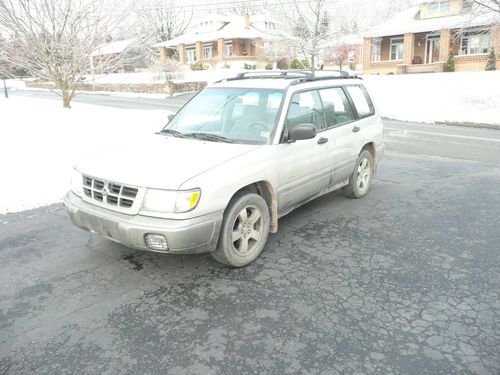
(346, 86, 375, 118)
(319, 87, 355, 128)
(284, 90, 325, 137)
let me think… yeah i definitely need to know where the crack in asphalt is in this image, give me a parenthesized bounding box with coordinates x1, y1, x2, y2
(0, 152, 499, 374)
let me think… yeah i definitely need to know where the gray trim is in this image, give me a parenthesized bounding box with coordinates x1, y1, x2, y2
(64, 191, 223, 254)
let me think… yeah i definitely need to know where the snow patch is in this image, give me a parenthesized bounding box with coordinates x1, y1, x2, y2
(363, 71, 500, 126)
(0, 96, 170, 214)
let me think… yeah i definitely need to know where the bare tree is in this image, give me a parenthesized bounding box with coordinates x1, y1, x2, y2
(134, 0, 192, 60)
(0, 34, 11, 98)
(282, 0, 332, 71)
(227, 1, 260, 16)
(0, 0, 127, 108)
(472, 0, 500, 13)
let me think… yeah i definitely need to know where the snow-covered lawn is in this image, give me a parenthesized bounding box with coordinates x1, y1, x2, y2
(363, 71, 500, 126)
(9, 70, 500, 125)
(0, 96, 169, 214)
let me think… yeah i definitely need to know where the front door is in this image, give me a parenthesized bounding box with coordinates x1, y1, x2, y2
(426, 36, 440, 64)
(277, 90, 330, 213)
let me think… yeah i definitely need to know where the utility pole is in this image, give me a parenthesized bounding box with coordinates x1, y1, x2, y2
(2, 77, 8, 98)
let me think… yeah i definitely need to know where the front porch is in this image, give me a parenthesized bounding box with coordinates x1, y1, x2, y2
(363, 30, 453, 74)
(363, 25, 500, 74)
(160, 38, 265, 69)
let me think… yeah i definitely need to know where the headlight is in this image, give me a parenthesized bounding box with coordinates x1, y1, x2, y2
(142, 189, 201, 213)
(70, 169, 83, 197)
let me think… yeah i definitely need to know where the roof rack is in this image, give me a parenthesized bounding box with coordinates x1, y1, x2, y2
(214, 70, 362, 85)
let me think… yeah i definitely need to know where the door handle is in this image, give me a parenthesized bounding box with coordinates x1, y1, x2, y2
(352, 126, 360, 133)
(317, 137, 329, 145)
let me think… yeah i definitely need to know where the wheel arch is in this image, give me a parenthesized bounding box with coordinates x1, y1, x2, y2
(230, 181, 278, 233)
(360, 142, 377, 174)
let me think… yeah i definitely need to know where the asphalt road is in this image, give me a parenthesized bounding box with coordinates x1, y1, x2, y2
(1, 94, 500, 374)
(10, 89, 193, 112)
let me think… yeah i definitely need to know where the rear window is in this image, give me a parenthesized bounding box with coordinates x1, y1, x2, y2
(346, 86, 375, 119)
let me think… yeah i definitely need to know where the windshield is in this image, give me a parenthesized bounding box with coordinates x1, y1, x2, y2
(163, 87, 284, 145)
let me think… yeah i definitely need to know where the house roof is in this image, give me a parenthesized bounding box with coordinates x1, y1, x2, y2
(364, 6, 500, 37)
(319, 34, 363, 49)
(91, 38, 135, 56)
(156, 15, 279, 48)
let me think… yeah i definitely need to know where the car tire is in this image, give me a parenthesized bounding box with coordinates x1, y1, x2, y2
(211, 192, 270, 267)
(343, 149, 374, 198)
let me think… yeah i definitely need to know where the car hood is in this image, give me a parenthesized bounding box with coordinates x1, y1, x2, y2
(75, 135, 260, 190)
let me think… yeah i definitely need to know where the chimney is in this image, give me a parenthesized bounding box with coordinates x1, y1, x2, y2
(244, 15, 250, 30)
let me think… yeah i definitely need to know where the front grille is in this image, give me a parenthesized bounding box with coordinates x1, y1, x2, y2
(82, 175, 139, 210)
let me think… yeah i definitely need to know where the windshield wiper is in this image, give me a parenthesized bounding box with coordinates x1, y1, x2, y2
(158, 129, 187, 138)
(183, 132, 234, 143)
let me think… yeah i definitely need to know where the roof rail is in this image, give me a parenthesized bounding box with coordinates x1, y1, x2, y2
(214, 70, 362, 85)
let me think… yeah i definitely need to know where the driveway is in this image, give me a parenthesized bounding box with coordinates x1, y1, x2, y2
(1, 144, 499, 374)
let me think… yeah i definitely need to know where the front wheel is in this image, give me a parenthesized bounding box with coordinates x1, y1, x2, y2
(343, 150, 374, 198)
(211, 192, 270, 267)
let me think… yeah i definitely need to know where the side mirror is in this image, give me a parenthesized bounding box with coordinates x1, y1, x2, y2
(167, 114, 174, 124)
(288, 123, 317, 142)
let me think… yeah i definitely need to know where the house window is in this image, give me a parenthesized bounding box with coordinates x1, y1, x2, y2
(371, 38, 382, 62)
(390, 37, 404, 60)
(428, 0, 451, 16)
(224, 41, 233, 57)
(460, 32, 491, 55)
(203, 44, 213, 59)
(265, 21, 275, 31)
(186, 46, 196, 63)
(348, 50, 355, 63)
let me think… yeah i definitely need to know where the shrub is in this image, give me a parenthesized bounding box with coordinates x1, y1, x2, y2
(486, 48, 496, 71)
(191, 61, 207, 70)
(443, 51, 455, 72)
(290, 58, 303, 69)
(290, 58, 311, 70)
(265, 62, 273, 70)
(277, 57, 289, 70)
(11, 66, 29, 77)
(123, 64, 135, 72)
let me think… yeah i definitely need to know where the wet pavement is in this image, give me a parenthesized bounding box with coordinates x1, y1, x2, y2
(1, 150, 500, 374)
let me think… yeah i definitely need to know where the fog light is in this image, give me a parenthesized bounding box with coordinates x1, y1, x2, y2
(144, 234, 168, 251)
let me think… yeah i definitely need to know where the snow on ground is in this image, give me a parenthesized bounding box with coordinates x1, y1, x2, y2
(0, 96, 170, 214)
(10, 70, 500, 125)
(87, 69, 236, 85)
(363, 71, 500, 126)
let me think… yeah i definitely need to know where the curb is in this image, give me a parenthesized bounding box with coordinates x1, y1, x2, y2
(382, 118, 500, 131)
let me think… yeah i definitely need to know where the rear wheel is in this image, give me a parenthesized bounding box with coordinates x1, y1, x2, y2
(211, 193, 270, 267)
(343, 150, 374, 198)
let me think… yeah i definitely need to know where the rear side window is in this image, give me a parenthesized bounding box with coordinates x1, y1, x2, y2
(346, 86, 375, 118)
(319, 87, 355, 128)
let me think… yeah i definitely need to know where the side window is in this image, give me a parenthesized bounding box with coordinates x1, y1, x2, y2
(285, 90, 324, 134)
(346, 86, 375, 118)
(319, 87, 355, 128)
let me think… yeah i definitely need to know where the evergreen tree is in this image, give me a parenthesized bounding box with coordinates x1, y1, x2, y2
(486, 48, 496, 71)
(443, 51, 455, 72)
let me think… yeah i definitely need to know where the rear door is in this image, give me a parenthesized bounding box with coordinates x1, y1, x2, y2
(345, 85, 378, 160)
(317, 87, 358, 185)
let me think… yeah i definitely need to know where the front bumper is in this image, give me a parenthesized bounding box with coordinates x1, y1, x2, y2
(63, 191, 223, 254)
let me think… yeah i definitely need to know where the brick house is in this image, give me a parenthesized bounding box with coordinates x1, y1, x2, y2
(157, 14, 280, 70)
(363, 0, 500, 74)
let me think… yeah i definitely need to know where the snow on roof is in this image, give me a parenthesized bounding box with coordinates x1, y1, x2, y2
(320, 34, 363, 49)
(156, 15, 278, 47)
(365, 6, 500, 37)
(91, 38, 135, 56)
